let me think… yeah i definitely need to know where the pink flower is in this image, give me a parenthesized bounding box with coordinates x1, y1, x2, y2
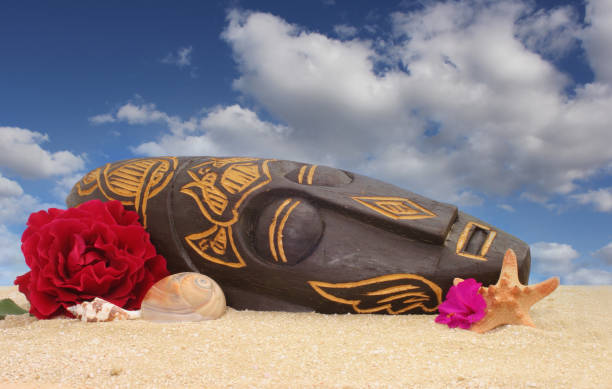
(435, 278, 486, 329)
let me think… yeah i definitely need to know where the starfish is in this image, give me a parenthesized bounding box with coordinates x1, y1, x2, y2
(454, 248, 559, 334)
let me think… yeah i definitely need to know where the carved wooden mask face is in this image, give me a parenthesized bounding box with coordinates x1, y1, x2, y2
(67, 156, 531, 314)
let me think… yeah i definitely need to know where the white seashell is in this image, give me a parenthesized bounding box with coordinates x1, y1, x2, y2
(67, 298, 141, 322)
(140, 272, 226, 322)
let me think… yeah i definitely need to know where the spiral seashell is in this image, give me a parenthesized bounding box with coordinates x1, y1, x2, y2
(67, 298, 141, 322)
(140, 272, 226, 322)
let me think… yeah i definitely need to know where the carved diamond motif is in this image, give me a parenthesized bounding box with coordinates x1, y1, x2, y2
(352, 196, 436, 220)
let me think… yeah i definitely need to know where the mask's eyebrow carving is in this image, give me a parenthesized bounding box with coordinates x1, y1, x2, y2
(268, 198, 301, 262)
(286, 164, 352, 187)
(297, 165, 318, 185)
(255, 197, 323, 266)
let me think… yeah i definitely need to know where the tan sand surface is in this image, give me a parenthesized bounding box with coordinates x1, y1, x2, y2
(1, 285, 611, 388)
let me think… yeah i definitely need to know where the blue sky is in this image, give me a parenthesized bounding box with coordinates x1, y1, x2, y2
(1, 0, 611, 286)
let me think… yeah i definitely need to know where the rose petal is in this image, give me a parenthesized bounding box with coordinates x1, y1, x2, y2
(14, 199, 170, 319)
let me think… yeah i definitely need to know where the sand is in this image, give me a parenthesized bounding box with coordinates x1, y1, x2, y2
(1, 286, 610, 389)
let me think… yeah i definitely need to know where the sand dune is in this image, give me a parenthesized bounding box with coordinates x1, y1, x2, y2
(1, 285, 610, 388)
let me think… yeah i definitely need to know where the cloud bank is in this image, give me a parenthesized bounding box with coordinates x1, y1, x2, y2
(0, 127, 84, 178)
(91, 1, 612, 209)
(0, 127, 78, 283)
(531, 241, 612, 285)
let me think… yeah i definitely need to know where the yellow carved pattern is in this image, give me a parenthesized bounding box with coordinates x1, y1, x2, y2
(207, 157, 260, 168)
(277, 200, 301, 263)
(351, 196, 436, 220)
(74, 158, 177, 227)
(76, 168, 101, 196)
(297, 165, 308, 184)
(375, 291, 429, 305)
(308, 274, 442, 314)
(365, 284, 419, 296)
(181, 159, 272, 227)
(306, 165, 317, 185)
(268, 199, 292, 262)
(456, 221, 497, 261)
(297, 165, 318, 185)
(221, 164, 260, 194)
(210, 228, 227, 255)
(184, 171, 228, 216)
(185, 225, 246, 268)
(265, 199, 302, 263)
(182, 158, 274, 268)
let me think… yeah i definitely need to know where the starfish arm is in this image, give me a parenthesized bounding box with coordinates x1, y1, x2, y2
(523, 277, 560, 307)
(517, 311, 536, 327)
(470, 313, 506, 333)
(498, 249, 520, 285)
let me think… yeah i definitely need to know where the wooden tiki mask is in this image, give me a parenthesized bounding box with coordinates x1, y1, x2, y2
(67, 156, 531, 314)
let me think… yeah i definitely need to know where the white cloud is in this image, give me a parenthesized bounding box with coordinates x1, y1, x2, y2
(531, 241, 580, 275)
(88, 113, 116, 124)
(91, 2, 612, 209)
(92, 102, 198, 136)
(571, 188, 612, 212)
(116, 103, 170, 124)
(0, 174, 23, 198)
(53, 173, 86, 200)
(133, 134, 219, 157)
(0, 127, 85, 178)
(161, 46, 193, 68)
(583, 0, 612, 83)
(0, 175, 69, 283)
(0, 225, 22, 267)
(564, 268, 612, 285)
(217, 4, 612, 205)
(515, 5, 580, 58)
(90, 100, 300, 159)
(201, 104, 289, 136)
(333, 24, 358, 39)
(128, 104, 304, 161)
(593, 242, 612, 265)
(0, 192, 62, 225)
(520, 192, 554, 209)
(530, 241, 611, 284)
(498, 204, 515, 212)
(0, 223, 28, 285)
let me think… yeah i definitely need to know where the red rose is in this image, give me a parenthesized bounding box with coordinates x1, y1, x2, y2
(14, 199, 169, 319)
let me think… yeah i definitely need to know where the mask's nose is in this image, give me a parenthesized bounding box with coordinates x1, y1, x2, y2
(436, 212, 531, 288)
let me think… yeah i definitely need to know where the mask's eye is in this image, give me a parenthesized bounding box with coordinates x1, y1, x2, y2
(254, 197, 324, 265)
(285, 164, 352, 187)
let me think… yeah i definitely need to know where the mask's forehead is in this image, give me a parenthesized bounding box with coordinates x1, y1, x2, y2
(264, 160, 459, 245)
